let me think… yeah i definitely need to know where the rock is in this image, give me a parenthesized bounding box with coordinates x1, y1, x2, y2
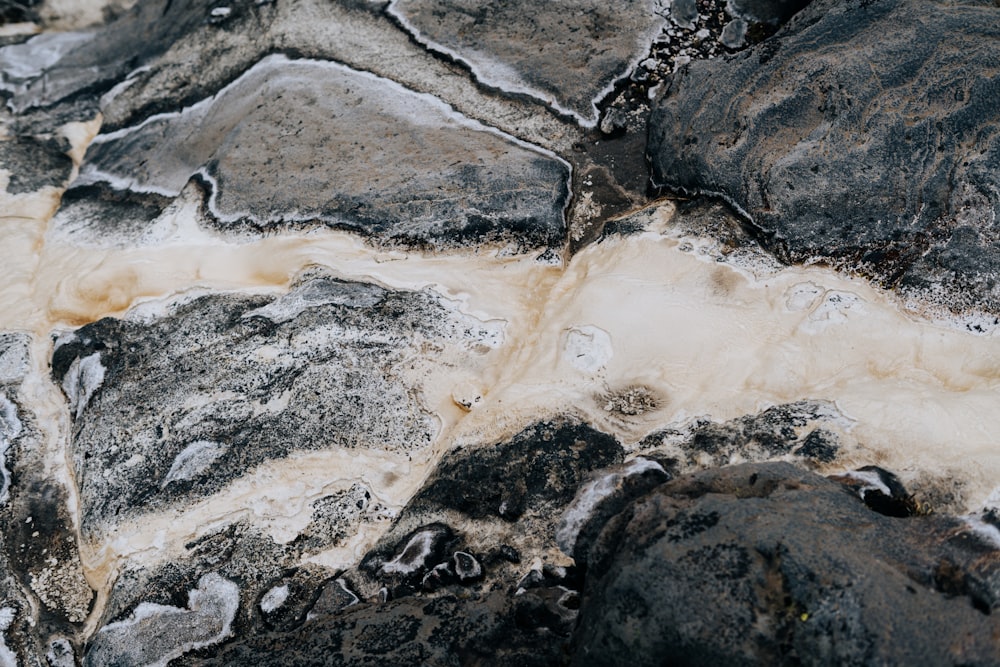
(181, 589, 571, 666)
(668, 0, 700, 30)
(648, 0, 1000, 313)
(0, 135, 73, 195)
(641, 399, 848, 471)
(84, 572, 240, 667)
(0, 0, 212, 115)
(0, 333, 92, 664)
(726, 0, 812, 24)
(572, 462, 1000, 665)
(718, 17, 748, 49)
(49, 272, 503, 545)
(72, 54, 570, 250)
(309, 578, 360, 618)
(351, 419, 623, 599)
(387, 0, 666, 126)
(556, 457, 670, 561)
(378, 524, 455, 583)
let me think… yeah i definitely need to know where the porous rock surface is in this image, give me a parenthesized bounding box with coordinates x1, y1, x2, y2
(181, 419, 622, 665)
(50, 272, 501, 544)
(649, 0, 1000, 312)
(572, 462, 1000, 665)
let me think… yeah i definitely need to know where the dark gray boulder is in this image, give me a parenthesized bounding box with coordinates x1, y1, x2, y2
(648, 0, 1000, 313)
(572, 462, 1000, 666)
(176, 420, 623, 665)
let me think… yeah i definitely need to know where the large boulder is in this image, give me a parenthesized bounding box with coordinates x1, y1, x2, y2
(572, 462, 1000, 665)
(648, 0, 1000, 312)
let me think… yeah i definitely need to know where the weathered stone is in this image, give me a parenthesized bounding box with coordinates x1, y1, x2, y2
(726, 0, 812, 24)
(73, 55, 569, 250)
(641, 400, 847, 471)
(387, 0, 666, 126)
(0, 333, 92, 665)
(0, 0, 213, 115)
(50, 272, 503, 543)
(556, 457, 670, 562)
(84, 573, 240, 667)
(649, 0, 1000, 312)
(180, 589, 571, 666)
(572, 462, 1000, 665)
(0, 135, 72, 194)
(351, 420, 623, 602)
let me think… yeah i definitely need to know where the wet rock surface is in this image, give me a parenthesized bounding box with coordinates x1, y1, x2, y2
(573, 462, 1000, 666)
(649, 0, 1000, 313)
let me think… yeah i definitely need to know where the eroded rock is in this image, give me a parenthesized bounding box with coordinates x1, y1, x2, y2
(71, 55, 569, 250)
(572, 462, 1000, 665)
(50, 272, 504, 543)
(649, 0, 1000, 313)
(388, 0, 666, 126)
(85, 573, 239, 667)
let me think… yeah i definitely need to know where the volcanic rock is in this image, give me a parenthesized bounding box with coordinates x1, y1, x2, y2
(572, 461, 1000, 665)
(50, 272, 504, 545)
(649, 0, 1000, 312)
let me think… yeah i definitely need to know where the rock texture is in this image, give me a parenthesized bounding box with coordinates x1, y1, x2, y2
(181, 419, 621, 665)
(649, 0, 1000, 312)
(50, 272, 502, 544)
(387, 0, 665, 126)
(573, 462, 1000, 665)
(3, 0, 1000, 662)
(72, 55, 570, 249)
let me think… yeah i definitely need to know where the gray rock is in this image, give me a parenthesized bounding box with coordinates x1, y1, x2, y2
(84, 572, 239, 667)
(49, 273, 503, 543)
(180, 589, 571, 666)
(669, 0, 700, 30)
(640, 399, 847, 470)
(572, 462, 1000, 665)
(648, 0, 1000, 313)
(74, 54, 569, 250)
(556, 457, 670, 562)
(726, 0, 811, 24)
(352, 420, 622, 600)
(719, 17, 748, 48)
(0, 135, 72, 195)
(387, 0, 666, 126)
(0, 333, 91, 665)
(0, 0, 211, 115)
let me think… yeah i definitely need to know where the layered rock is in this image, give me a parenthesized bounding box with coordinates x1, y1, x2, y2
(0, 333, 93, 666)
(51, 272, 503, 545)
(649, 0, 1000, 313)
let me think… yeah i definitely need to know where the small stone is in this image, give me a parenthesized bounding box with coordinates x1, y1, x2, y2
(670, 0, 699, 29)
(719, 18, 747, 48)
(599, 107, 628, 136)
(452, 551, 483, 583)
(380, 524, 453, 580)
